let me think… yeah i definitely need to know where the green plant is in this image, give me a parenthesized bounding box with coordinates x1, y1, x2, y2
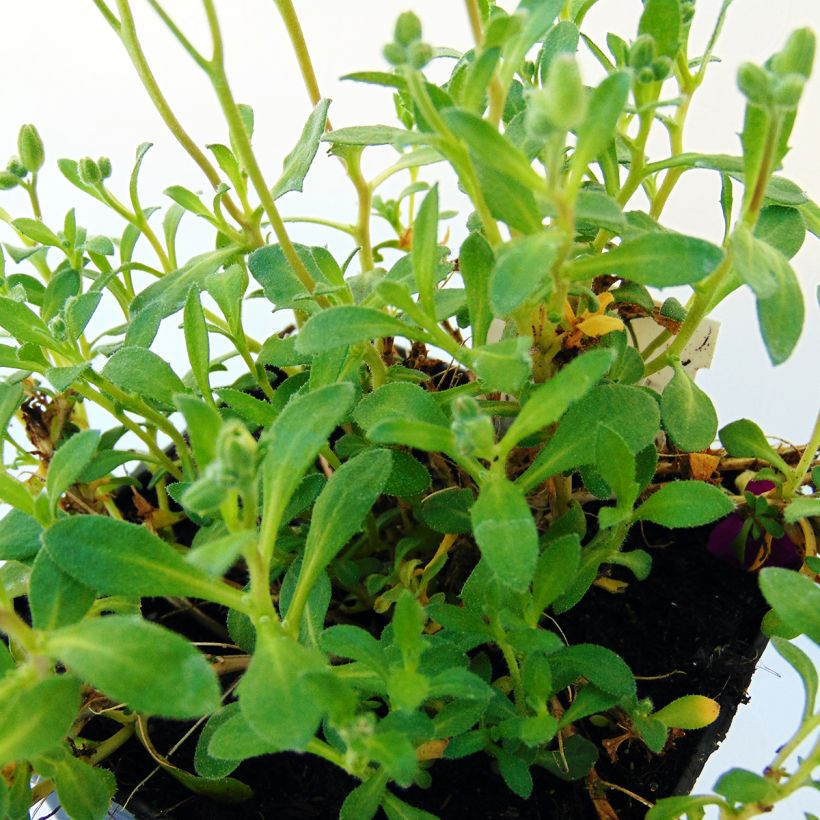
(0, 1, 818, 818)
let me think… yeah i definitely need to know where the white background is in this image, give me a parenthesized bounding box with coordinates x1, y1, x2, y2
(1, 1, 818, 817)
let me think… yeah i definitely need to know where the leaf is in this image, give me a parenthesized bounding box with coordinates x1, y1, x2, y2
(443, 109, 544, 193)
(260, 383, 355, 541)
(539, 20, 580, 82)
(354, 382, 448, 432)
(714, 768, 776, 806)
(549, 644, 635, 696)
(289, 449, 392, 619)
(174, 395, 222, 469)
(381, 791, 439, 820)
(420, 487, 474, 534)
(0, 675, 81, 765)
(43, 515, 235, 603)
(0, 509, 42, 561)
(646, 796, 728, 820)
(759, 568, 820, 644)
(194, 703, 242, 778)
(531, 534, 581, 615)
(29, 548, 95, 630)
(271, 98, 331, 199)
(755, 248, 804, 365)
(653, 695, 720, 729)
(321, 125, 424, 147)
(412, 185, 439, 315)
(33, 747, 116, 820)
(340, 771, 389, 820)
(459, 231, 493, 347)
(238, 632, 325, 750)
(568, 233, 725, 286)
(368, 418, 457, 454)
(163, 185, 213, 220)
(638, 0, 682, 60)
(490, 233, 557, 317)
(472, 337, 532, 393)
(570, 72, 630, 184)
(296, 306, 421, 354)
(471, 473, 538, 592)
(719, 419, 791, 475)
(0, 471, 35, 516)
(12, 217, 61, 247)
(501, 348, 614, 455)
(596, 425, 638, 526)
(783, 496, 820, 524)
(46, 429, 100, 517)
(184, 287, 212, 401)
(216, 387, 276, 428)
(770, 636, 817, 722)
(633, 481, 733, 528)
(46, 363, 91, 393)
(0, 296, 57, 348)
(661, 363, 718, 452)
(755, 205, 805, 259)
(102, 346, 188, 409)
(731, 224, 779, 298)
(45, 616, 220, 718)
(472, 159, 543, 234)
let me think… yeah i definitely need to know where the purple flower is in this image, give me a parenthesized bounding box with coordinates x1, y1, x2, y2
(707, 480, 802, 571)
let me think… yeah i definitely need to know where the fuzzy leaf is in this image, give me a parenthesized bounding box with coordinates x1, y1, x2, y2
(490, 233, 557, 317)
(661, 363, 718, 452)
(102, 347, 188, 409)
(296, 306, 421, 354)
(271, 99, 331, 199)
(633, 481, 733, 528)
(759, 568, 820, 644)
(46, 429, 100, 516)
(412, 185, 439, 315)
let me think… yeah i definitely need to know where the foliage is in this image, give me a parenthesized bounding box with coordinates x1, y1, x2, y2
(0, 1, 818, 818)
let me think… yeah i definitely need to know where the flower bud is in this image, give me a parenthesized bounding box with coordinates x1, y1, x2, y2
(654, 695, 720, 730)
(527, 54, 587, 135)
(737, 62, 773, 105)
(394, 11, 422, 47)
(7, 157, 27, 178)
(407, 41, 433, 70)
(48, 315, 67, 341)
(636, 66, 657, 85)
(216, 419, 258, 484)
(17, 124, 45, 173)
(452, 396, 495, 460)
(181, 471, 228, 516)
(0, 171, 20, 190)
(652, 56, 673, 81)
(659, 297, 686, 322)
(97, 156, 113, 180)
(771, 27, 815, 79)
(628, 34, 656, 70)
(383, 42, 406, 67)
(773, 73, 806, 109)
(78, 157, 102, 185)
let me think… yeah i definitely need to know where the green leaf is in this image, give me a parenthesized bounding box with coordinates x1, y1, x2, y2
(501, 348, 614, 455)
(381, 791, 439, 820)
(538, 733, 598, 782)
(755, 205, 805, 259)
(0, 675, 81, 765)
(29, 547, 95, 630)
(238, 632, 325, 750)
(207, 709, 276, 762)
(770, 636, 817, 722)
(102, 347, 188, 409)
(549, 643, 635, 696)
(271, 98, 331, 199)
(46, 429, 100, 517)
(539, 20, 580, 81)
(759, 568, 820, 644)
(44, 515, 235, 603)
(45, 616, 220, 718)
(472, 337, 532, 393)
(0, 471, 35, 517)
(731, 224, 779, 298)
(163, 185, 214, 220)
(473, 158, 543, 234)
(661, 363, 718, 452)
(368, 418, 457, 454)
(471, 473, 538, 592)
(0, 296, 57, 348)
(568, 233, 724, 286)
(653, 694, 720, 729)
(354, 382, 448, 432)
(646, 796, 728, 820)
(216, 387, 276, 428)
(289, 449, 392, 620)
(321, 125, 424, 147)
(489, 233, 557, 317)
(719, 419, 791, 475)
(531, 534, 581, 615)
(420, 487, 474, 534)
(340, 771, 389, 820)
(443, 109, 544, 192)
(296, 306, 421, 354)
(206, 264, 248, 334)
(184, 286, 212, 401)
(12, 217, 61, 247)
(194, 703, 242, 778)
(634, 481, 733, 527)
(783, 496, 820, 523)
(412, 185, 439, 316)
(260, 383, 355, 542)
(596, 425, 638, 527)
(714, 768, 776, 806)
(0, 509, 42, 561)
(46, 364, 91, 393)
(33, 747, 116, 820)
(755, 248, 804, 365)
(638, 0, 682, 60)
(459, 231, 493, 347)
(174, 395, 222, 469)
(0, 381, 23, 433)
(570, 72, 630, 185)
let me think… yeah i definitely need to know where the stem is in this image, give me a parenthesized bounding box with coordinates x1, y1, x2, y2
(271, 0, 325, 112)
(86, 723, 137, 765)
(201, 0, 320, 298)
(464, 0, 505, 120)
(346, 154, 374, 272)
(107, 0, 248, 229)
(782, 411, 820, 497)
(25, 174, 43, 219)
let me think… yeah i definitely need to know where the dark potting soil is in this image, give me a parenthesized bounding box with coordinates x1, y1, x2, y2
(95, 521, 768, 820)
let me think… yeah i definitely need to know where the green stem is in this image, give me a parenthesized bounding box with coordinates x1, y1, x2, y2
(782, 411, 820, 497)
(271, 0, 325, 111)
(345, 150, 374, 271)
(201, 0, 320, 298)
(25, 174, 43, 219)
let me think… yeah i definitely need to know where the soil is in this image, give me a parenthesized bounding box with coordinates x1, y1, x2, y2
(93, 518, 767, 820)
